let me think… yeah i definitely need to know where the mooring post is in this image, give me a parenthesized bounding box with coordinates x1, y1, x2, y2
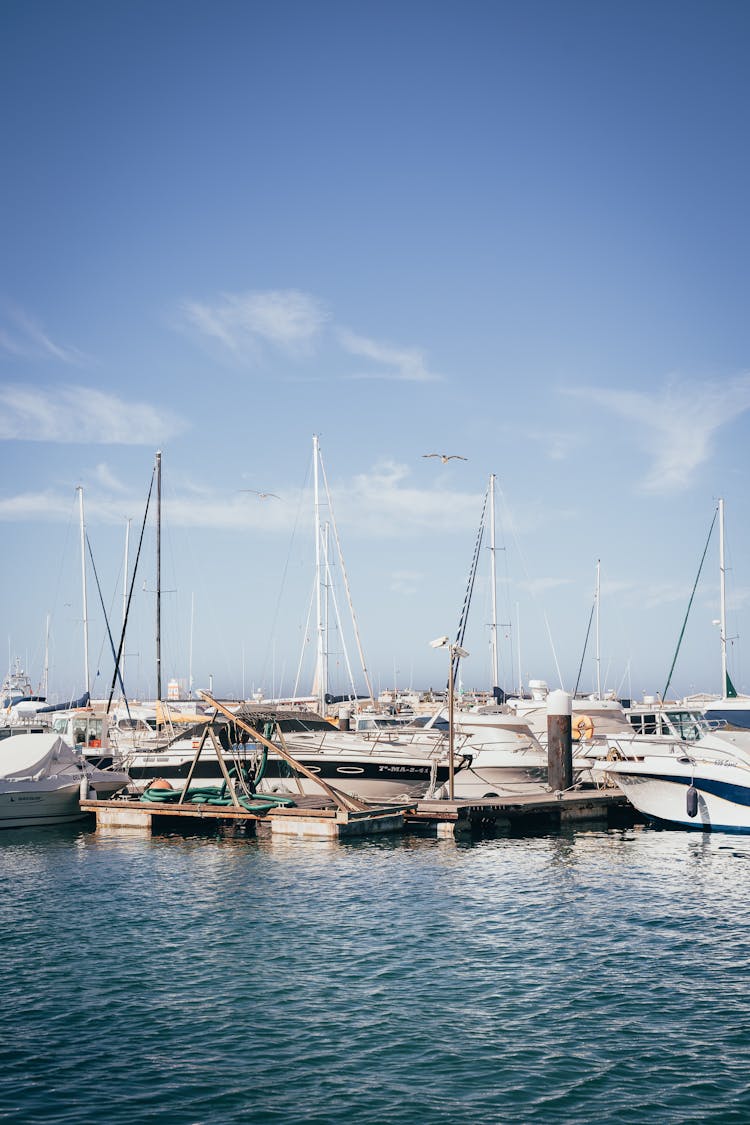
(547, 689, 572, 793)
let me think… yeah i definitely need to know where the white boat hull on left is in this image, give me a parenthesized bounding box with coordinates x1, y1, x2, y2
(0, 778, 84, 829)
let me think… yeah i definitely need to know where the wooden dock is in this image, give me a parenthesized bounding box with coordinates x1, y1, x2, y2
(80, 795, 411, 839)
(81, 786, 635, 841)
(410, 789, 635, 836)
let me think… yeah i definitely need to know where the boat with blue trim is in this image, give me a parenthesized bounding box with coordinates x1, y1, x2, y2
(599, 744, 750, 833)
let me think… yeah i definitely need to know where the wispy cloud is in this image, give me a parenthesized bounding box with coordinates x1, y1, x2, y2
(328, 460, 479, 535)
(564, 375, 750, 493)
(0, 304, 88, 365)
(177, 287, 444, 384)
(338, 328, 443, 382)
(0, 385, 188, 445)
(180, 289, 328, 360)
(520, 577, 574, 596)
(0, 459, 482, 540)
(92, 463, 130, 492)
(389, 570, 425, 595)
(0, 490, 71, 521)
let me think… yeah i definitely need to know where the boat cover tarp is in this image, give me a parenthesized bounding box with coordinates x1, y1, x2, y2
(35, 692, 90, 714)
(0, 734, 80, 780)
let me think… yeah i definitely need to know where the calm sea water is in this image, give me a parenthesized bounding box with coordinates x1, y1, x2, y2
(1, 820, 749, 1125)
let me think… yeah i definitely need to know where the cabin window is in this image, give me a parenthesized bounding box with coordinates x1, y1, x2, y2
(627, 715, 642, 734)
(52, 718, 67, 734)
(642, 714, 657, 734)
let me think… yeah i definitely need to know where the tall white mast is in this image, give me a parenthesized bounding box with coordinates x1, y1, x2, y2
(77, 486, 90, 698)
(122, 518, 130, 690)
(189, 592, 195, 700)
(719, 497, 728, 697)
(595, 558, 602, 698)
(155, 450, 162, 702)
(489, 473, 499, 694)
(516, 602, 523, 695)
(43, 613, 50, 699)
(317, 448, 375, 702)
(313, 434, 326, 712)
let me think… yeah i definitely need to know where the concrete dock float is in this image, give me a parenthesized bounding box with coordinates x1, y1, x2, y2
(80, 796, 412, 839)
(409, 789, 636, 836)
(81, 787, 635, 841)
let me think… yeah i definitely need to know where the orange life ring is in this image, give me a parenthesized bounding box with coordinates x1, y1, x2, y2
(572, 714, 595, 741)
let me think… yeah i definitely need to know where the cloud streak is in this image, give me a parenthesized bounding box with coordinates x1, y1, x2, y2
(0, 385, 188, 445)
(0, 305, 88, 365)
(180, 289, 329, 359)
(178, 287, 444, 383)
(338, 329, 443, 383)
(564, 375, 750, 493)
(0, 459, 482, 538)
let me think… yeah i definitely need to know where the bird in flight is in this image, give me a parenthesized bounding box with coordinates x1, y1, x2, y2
(422, 453, 468, 463)
(240, 490, 280, 500)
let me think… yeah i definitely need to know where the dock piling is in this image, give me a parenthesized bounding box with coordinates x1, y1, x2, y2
(547, 690, 573, 792)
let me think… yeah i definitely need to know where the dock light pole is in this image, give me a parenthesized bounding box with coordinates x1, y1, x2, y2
(430, 636, 469, 800)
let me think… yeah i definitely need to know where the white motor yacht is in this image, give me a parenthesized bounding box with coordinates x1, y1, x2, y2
(0, 733, 129, 829)
(599, 741, 750, 833)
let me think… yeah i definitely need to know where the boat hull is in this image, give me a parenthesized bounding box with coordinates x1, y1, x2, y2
(122, 748, 451, 801)
(0, 779, 84, 829)
(604, 759, 750, 833)
(448, 763, 547, 799)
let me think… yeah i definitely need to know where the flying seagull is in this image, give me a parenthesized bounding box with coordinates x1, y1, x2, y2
(240, 490, 280, 499)
(422, 453, 468, 463)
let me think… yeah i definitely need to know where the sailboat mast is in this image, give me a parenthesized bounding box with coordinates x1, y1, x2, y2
(156, 450, 162, 702)
(189, 592, 195, 700)
(122, 518, 130, 690)
(719, 497, 728, 696)
(313, 434, 326, 713)
(489, 473, 499, 694)
(595, 558, 601, 698)
(77, 486, 90, 698)
(43, 613, 50, 699)
(516, 602, 523, 694)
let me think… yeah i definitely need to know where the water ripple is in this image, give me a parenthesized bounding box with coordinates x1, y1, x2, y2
(1, 825, 750, 1122)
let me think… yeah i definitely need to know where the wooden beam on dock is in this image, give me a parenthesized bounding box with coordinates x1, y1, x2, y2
(199, 690, 370, 814)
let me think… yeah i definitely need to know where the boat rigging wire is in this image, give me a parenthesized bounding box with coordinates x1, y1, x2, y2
(573, 595, 596, 698)
(661, 504, 718, 702)
(106, 464, 156, 712)
(85, 534, 131, 720)
(452, 485, 488, 686)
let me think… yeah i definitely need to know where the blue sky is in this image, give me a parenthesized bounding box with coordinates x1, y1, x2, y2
(2, 0, 750, 703)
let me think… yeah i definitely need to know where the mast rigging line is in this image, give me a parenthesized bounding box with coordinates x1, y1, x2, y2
(317, 443, 374, 703)
(106, 464, 156, 712)
(85, 534, 131, 718)
(661, 504, 718, 702)
(452, 485, 489, 686)
(573, 596, 596, 698)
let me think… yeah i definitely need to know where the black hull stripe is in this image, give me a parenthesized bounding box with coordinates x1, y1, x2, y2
(127, 761, 451, 784)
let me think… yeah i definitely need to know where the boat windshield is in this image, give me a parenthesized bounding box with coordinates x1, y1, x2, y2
(665, 711, 706, 741)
